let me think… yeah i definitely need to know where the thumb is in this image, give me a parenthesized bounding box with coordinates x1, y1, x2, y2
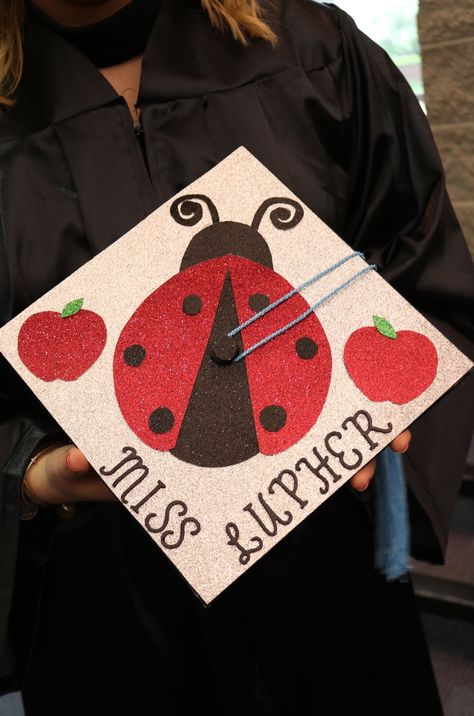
(45, 444, 91, 484)
(65, 446, 91, 475)
(25, 443, 92, 505)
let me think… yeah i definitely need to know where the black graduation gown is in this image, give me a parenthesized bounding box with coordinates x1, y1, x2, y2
(1, 1, 473, 713)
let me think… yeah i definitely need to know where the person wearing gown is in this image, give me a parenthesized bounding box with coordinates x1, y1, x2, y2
(0, 0, 473, 714)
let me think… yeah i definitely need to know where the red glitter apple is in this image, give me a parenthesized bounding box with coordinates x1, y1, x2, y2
(344, 315, 438, 404)
(18, 298, 107, 382)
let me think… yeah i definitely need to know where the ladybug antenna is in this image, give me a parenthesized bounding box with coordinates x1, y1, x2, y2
(251, 198, 304, 232)
(170, 194, 219, 227)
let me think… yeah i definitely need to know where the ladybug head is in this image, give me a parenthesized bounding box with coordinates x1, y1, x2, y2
(170, 195, 304, 271)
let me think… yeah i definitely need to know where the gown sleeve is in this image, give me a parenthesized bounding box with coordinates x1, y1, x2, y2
(0, 264, 65, 690)
(333, 7, 474, 562)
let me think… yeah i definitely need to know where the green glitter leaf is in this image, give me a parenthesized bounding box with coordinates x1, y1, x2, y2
(61, 298, 84, 318)
(373, 315, 397, 339)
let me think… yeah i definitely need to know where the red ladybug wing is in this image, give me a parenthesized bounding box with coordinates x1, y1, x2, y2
(114, 260, 227, 450)
(229, 256, 332, 455)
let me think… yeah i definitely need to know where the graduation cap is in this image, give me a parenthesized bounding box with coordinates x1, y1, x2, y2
(1, 147, 471, 603)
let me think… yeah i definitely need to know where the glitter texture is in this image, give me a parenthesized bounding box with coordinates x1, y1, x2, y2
(373, 314, 397, 339)
(61, 297, 84, 318)
(114, 259, 224, 452)
(18, 308, 107, 382)
(114, 254, 331, 459)
(344, 326, 438, 404)
(231, 256, 332, 455)
(1, 147, 471, 606)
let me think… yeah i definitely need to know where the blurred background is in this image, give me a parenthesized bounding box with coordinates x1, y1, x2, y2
(339, 0, 474, 259)
(338, 3, 474, 715)
(339, 0, 425, 102)
(1, 1, 473, 715)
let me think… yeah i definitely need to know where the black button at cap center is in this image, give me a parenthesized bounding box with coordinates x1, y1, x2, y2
(210, 334, 238, 364)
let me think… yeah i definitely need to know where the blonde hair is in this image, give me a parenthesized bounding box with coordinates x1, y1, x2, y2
(202, 0, 276, 47)
(0, 0, 24, 107)
(0, 0, 276, 108)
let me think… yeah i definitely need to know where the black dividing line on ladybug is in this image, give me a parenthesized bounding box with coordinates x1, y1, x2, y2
(170, 271, 259, 467)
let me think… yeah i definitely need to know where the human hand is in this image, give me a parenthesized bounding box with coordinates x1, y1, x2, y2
(24, 444, 116, 506)
(349, 430, 411, 492)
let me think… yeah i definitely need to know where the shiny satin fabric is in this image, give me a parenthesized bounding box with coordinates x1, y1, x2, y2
(0, 1, 472, 713)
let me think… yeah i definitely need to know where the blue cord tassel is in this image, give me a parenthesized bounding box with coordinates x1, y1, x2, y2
(374, 448, 410, 581)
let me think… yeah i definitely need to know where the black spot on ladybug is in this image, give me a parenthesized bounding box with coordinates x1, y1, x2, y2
(182, 294, 202, 316)
(295, 337, 318, 360)
(123, 344, 146, 367)
(149, 408, 174, 434)
(259, 405, 287, 432)
(249, 293, 270, 313)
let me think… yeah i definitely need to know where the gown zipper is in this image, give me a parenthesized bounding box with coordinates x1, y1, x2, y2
(132, 113, 152, 185)
(133, 117, 144, 137)
(122, 101, 156, 214)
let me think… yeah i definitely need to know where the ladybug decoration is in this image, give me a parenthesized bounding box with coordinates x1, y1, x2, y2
(114, 195, 332, 468)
